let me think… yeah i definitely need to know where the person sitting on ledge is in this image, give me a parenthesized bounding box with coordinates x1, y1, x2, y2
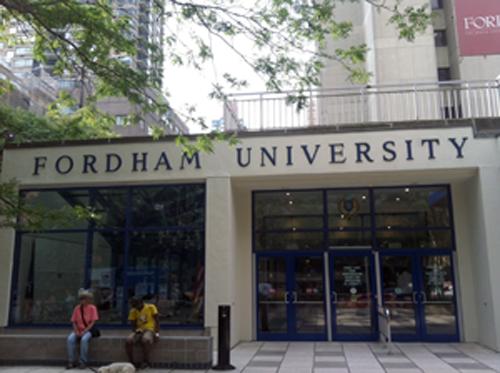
(125, 296, 160, 369)
(67, 289, 99, 370)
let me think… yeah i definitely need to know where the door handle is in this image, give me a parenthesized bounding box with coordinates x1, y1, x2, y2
(420, 291, 427, 304)
(331, 291, 338, 304)
(292, 291, 298, 304)
(412, 292, 418, 304)
(284, 291, 289, 304)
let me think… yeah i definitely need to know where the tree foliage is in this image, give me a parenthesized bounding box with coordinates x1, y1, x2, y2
(0, 0, 432, 229)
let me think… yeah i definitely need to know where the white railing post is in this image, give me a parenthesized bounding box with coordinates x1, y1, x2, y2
(413, 85, 419, 120)
(259, 93, 264, 130)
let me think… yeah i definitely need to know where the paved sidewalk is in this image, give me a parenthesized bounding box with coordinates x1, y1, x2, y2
(1, 342, 500, 372)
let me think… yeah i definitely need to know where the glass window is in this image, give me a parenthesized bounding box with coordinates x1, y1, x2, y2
(132, 185, 205, 228)
(376, 229, 452, 249)
(93, 188, 128, 229)
(374, 187, 450, 229)
(434, 30, 447, 47)
(128, 230, 204, 325)
(328, 230, 372, 249)
(13, 233, 86, 324)
(431, 0, 443, 9)
(254, 191, 324, 231)
(13, 184, 206, 327)
(21, 190, 91, 229)
(255, 231, 324, 251)
(438, 68, 452, 82)
(90, 231, 125, 324)
(328, 190, 371, 229)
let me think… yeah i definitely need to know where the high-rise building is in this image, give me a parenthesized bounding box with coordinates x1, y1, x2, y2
(320, 0, 500, 86)
(0, 0, 187, 135)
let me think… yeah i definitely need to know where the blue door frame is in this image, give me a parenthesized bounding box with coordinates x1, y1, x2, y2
(256, 252, 327, 341)
(379, 249, 460, 342)
(329, 250, 378, 341)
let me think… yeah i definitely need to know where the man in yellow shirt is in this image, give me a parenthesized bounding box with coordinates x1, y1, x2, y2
(125, 296, 160, 369)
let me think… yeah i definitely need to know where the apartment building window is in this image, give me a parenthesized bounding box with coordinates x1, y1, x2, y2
(431, 0, 443, 9)
(438, 68, 452, 81)
(434, 30, 447, 47)
(15, 47, 31, 55)
(12, 59, 32, 68)
(115, 115, 127, 126)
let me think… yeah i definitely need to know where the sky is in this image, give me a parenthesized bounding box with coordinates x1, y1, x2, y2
(164, 32, 265, 134)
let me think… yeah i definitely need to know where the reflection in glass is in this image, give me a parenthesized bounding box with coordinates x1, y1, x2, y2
(128, 230, 204, 325)
(91, 231, 125, 324)
(294, 257, 325, 334)
(132, 185, 205, 227)
(374, 187, 450, 228)
(421, 255, 457, 335)
(13, 233, 86, 324)
(329, 231, 372, 248)
(381, 256, 417, 336)
(376, 230, 452, 249)
(328, 190, 371, 229)
(333, 256, 375, 335)
(21, 190, 90, 229)
(255, 231, 324, 251)
(254, 191, 324, 231)
(258, 257, 287, 333)
(93, 189, 128, 228)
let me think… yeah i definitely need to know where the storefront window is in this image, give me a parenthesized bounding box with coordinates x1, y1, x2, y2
(253, 186, 454, 251)
(254, 191, 324, 251)
(128, 230, 204, 325)
(374, 187, 450, 228)
(13, 233, 86, 324)
(374, 187, 452, 249)
(92, 189, 128, 229)
(328, 190, 371, 229)
(21, 190, 90, 229)
(254, 191, 324, 231)
(90, 230, 125, 324)
(12, 184, 205, 327)
(132, 185, 205, 228)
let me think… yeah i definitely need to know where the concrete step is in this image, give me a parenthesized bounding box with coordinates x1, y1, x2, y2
(0, 333, 212, 369)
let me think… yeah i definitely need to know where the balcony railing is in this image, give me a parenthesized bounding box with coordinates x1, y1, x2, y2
(223, 80, 500, 131)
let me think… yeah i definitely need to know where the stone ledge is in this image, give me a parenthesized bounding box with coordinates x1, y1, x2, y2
(0, 334, 213, 370)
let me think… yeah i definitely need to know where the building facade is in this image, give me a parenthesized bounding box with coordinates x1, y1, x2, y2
(1, 119, 500, 350)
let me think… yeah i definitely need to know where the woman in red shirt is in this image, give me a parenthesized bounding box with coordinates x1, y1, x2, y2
(66, 289, 99, 369)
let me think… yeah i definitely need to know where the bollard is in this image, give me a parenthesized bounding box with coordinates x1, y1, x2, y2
(213, 305, 235, 370)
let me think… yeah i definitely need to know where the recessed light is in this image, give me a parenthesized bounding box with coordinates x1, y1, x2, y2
(289, 200, 294, 205)
(362, 195, 367, 200)
(387, 225, 392, 230)
(286, 192, 291, 196)
(405, 188, 410, 193)
(396, 197, 400, 202)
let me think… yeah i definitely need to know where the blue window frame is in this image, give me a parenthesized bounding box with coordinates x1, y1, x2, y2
(10, 184, 205, 328)
(253, 185, 455, 252)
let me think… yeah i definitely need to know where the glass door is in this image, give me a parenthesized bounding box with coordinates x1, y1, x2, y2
(256, 253, 327, 340)
(418, 253, 459, 341)
(330, 251, 377, 340)
(291, 255, 327, 339)
(380, 250, 459, 342)
(257, 255, 289, 340)
(380, 253, 419, 340)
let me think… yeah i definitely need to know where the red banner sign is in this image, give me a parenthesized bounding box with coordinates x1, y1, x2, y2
(455, 0, 500, 56)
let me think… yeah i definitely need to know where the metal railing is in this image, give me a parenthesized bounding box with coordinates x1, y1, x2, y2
(223, 80, 500, 131)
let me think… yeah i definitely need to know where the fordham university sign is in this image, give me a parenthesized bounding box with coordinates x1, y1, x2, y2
(31, 136, 469, 176)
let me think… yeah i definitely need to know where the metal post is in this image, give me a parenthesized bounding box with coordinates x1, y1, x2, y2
(213, 305, 235, 371)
